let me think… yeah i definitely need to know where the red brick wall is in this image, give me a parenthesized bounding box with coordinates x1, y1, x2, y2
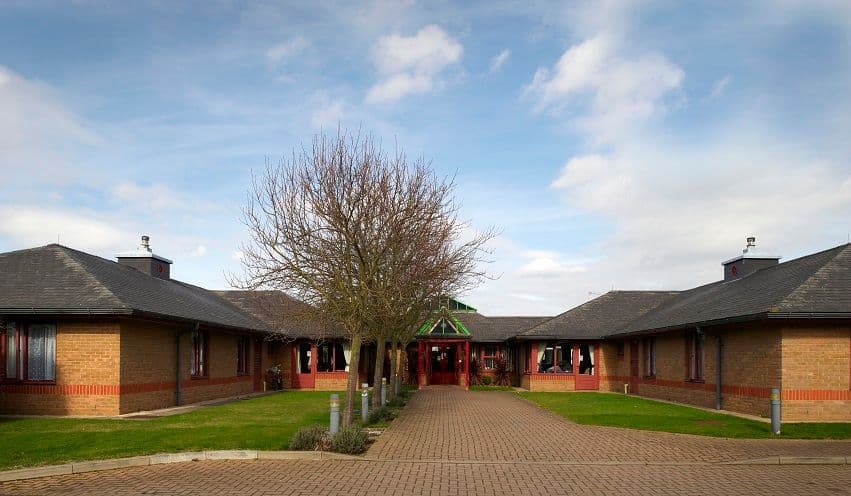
(599, 340, 629, 393)
(781, 322, 851, 421)
(0, 320, 121, 416)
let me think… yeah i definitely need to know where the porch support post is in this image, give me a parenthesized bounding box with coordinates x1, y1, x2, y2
(311, 342, 317, 376)
(417, 341, 426, 388)
(529, 341, 536, 374)
(464, 341, 470, 390)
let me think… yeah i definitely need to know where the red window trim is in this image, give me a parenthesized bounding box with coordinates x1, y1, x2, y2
(191, 330, 209, 379)
(685, 331, 705, 383)
(1, 322, 57, 385)
(481, 344, 499, 370)
(236, 336, 251, 376)
(643, 337, 656, 378)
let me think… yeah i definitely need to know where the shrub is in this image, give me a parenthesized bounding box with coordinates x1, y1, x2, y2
(469, 357, 482, 385)
(331, 426, 369, 454)
(288, 424, 330, 451)
(386, 396, 407, 408)
(480, 375, 492, 386)
(368, 405, 396, 424)
(493, 355, 511, 386)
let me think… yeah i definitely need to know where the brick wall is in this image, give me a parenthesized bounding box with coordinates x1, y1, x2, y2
(599, 340, 628, 393)
(0, 320, 121, 416)
(178, 329, 253, 406)
(527, 373, 575, 391)
(315, 371, 348, 390)
(781, 322, 851, 421)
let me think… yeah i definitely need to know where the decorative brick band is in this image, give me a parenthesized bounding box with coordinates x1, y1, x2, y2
(315, 372, 348, 379)
(0, 376, 252, 396)
(529, 373, 575, 381)
(601, 375, 851, 401)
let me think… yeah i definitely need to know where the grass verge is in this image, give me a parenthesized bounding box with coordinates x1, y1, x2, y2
(517, 392, 851, 439)
(0, 391, 336, 470)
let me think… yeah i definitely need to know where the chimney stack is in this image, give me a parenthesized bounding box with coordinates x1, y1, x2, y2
(116, 235, 173, 279)
(721, 236, 780, 282)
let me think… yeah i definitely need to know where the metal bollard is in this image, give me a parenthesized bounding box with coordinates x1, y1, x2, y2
(770, 388, 781, 435)
(329, 394, 340, 436)
(381, 378, 387, 405)
(361, 383, 369, 423)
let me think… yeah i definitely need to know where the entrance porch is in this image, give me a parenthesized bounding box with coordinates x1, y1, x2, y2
(416, 339, 470, 389)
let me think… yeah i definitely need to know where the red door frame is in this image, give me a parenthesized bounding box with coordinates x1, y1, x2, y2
(291, 341, 316, 389)
(574, 341, 600, 390)
(418, 338, 470, 387)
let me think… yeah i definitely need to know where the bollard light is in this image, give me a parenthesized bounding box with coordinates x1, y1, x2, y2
(329, 394, 340, 435)
(381, 377, 387, 405)
(361, 383, 369, 423)
(770, 388, 781, 435)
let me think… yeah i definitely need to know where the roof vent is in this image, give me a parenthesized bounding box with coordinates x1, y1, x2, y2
(116, 235, 173, 280)
(721, 236, 780, 282)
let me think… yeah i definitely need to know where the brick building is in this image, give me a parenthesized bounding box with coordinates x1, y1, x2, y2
(2, 237, 849, 421)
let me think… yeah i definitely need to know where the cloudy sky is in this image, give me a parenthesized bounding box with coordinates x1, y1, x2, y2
(1, 1, 850, 315)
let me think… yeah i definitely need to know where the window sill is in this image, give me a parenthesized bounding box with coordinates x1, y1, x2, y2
(685, 379, 705, 384)
(1, 379, 57, 385)
(190, 375, 209, 380)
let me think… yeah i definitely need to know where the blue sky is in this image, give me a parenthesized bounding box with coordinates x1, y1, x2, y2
(1, 1, 850, 315)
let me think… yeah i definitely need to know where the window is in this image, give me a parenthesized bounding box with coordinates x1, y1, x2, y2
(578, 343, 595, 375)
(191, 330, 208, 377)
(482, 345, 499, 370)
(644, 338, 656, 377)
(2, 322, 56, 382)
(316, 342, 349, 372)
(686, 331, 705, 381)
(616, 340, 625, 357)
(237, 336, 251, 375)
(537, 341, 572, 373)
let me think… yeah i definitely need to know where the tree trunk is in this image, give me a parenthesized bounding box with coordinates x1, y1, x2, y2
(371, 338, 386, 407)
(343, 333, 362, 426)
(388, 340, 399, 400)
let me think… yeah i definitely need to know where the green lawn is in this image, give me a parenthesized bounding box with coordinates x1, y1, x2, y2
(0, 391, 337, 470)
(518, 392, 851, 439)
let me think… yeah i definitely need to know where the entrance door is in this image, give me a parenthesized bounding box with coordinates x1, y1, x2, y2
(574, 342, 599, 390)
(429, 344, 457, 385)
(292, 342, 315, 388)
(629, 340, 639, 394)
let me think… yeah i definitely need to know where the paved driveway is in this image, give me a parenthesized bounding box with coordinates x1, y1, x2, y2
(2, 387, 850, 495)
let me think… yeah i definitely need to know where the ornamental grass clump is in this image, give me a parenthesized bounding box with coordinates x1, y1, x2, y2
(289, 424, 330, 451)
(331, 426, 369, 454)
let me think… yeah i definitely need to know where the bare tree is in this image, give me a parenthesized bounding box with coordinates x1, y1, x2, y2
(235, 129, 493, 424)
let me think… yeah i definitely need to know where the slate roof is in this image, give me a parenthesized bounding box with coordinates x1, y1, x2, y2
(0, 244, 266, 332)
(453, 313, 550, 342)
(516, 291, 680, 340)
(613, 243, 851, 336)
(216, 290, 346, 340)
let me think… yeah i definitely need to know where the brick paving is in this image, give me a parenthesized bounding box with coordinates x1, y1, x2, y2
(2, 386, 850, 495)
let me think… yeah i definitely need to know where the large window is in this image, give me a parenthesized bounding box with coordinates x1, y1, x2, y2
(317, 342, 349, 372)
(482, 345, 499, 370)
(191, 330, 209, 378)
(2, 322, 56, 382)
(644, 338, 656, 377)
(237, 336, 251, 375)
(686, 331, 705, 381)
(537, 341, 573, 373)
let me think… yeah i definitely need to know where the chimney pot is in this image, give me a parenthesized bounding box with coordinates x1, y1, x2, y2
(722, 236, 779, 281)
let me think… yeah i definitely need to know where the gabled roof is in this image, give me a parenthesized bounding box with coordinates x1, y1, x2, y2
(215, 290, 346, 340)
(613, 243, 851, 336)
(454, 313, 550, 342)
(517, 291, 679, 340)
(0, 244, 266, 332)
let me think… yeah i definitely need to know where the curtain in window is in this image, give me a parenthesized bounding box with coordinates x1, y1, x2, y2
(536, 342, 545, 371)
(342, 343, 351, 372)
(5, 323, 18, 379)
(27, 324, 56, 381)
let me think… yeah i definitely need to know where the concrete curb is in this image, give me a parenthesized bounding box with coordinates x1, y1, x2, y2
(0, 450, 362, 482)
(2, 453, 849, 482)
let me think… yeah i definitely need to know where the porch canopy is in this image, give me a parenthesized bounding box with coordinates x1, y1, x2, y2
(415, 312, 471, 388)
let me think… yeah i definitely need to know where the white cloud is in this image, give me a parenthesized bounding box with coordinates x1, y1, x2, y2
(111, 182, 188, 210)
(366, 25, 462, 103)
(266, 36, 308, 63)
(489, 49, 511, 73)
(0, 205, 128, 251)
(0, 65, 99, 181)
(710, 75, 732, 99)
(189, 245, 208, 257)
(310, 95, 346, 129)
(525, 34, 683, 144)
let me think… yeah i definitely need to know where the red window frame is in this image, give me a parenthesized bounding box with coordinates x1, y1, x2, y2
(686, 331, 705, 382)
(236, 336, 251, 376)
(481, 344, 499, 370)
(643, 337, 656, 378)
(191, 330, 209, 378)
(2, 322, 56, 384)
